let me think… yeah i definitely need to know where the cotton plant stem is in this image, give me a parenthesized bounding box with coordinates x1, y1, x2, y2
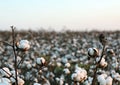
(92, 45, 105, 85)
(12, 27, 18, 85)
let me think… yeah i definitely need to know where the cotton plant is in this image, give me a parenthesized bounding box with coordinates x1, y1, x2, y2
(0, 27, 119, 85)
(87, 33, 113, 85)
(0, 26, 30, 85)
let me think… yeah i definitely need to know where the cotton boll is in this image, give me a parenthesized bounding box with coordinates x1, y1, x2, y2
(0, 67, 11, 77)
(0, 78, 11, 85)
(46, 72, 55, 79)
(71, 66, 87, 82)
(84, 77, 93, 85)
(56, 62, 62, 67)
(10, 77, 15, 84)
(84, 80, 90, 85)
(106, 76, 113, 85)
(61, 57, 68, 64)
(18, 77, 25, 85)
(65, 63, 71, 68)
(71, 73, 77, 80)
(88, 48, 99, 57)
(55, 77, 60, 83)
(59, 79, 64, 85)
(27, 63, 32, 69)
(63, 68, 70, 74)
(112, 61, 119, 69)
(97, 74, 106, 85)
(99, 58, 108, 68)
(33, 83, 41, 85)
(16, 40, 30, 51)
(0, 82, 8, 85)
(111, 71, 120, 81)
(36, 57, 46, 65)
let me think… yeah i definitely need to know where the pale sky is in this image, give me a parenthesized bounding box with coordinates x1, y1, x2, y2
(0, 0, 120, 31)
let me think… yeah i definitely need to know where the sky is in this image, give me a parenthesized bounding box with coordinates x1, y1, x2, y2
(0, 0, 120, 31)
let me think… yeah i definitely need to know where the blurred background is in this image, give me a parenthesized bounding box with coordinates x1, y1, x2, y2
(0, 0, 120, 31)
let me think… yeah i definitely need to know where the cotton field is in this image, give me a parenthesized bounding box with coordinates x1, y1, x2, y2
(0, 30, 120, 85)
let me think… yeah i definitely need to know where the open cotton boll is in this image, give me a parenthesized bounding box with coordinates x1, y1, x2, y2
(71, 65, 87, 82)
(65, 63, 71, 68)
(88, 48, 99, 57)
(63, 68, 70, 74)
(0, 82, 8, 85)
(36, 57, 45, 65)
(0, 78, 11, 85)
(61, 57, 68, 64)
(0, 67, 11, 77)
(18, 77, 25, 85)
(100, 58, 108, 68)
(71, 73, 77, 80)
(106, 76, 113, 85)
(112, 61, 119, 69)
(10, 77, 15, 84)
(33, 83, 41, 85)
(84, 77, 93, 85)
(111, 71, 120, 81)
(16, 40, 30, 51)
(97, 74, 106, 85)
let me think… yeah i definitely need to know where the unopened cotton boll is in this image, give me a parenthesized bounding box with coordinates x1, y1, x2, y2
(36, 57, 45, 65)
(16, 40, 30, 51)
(88, 48, 99, 57)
